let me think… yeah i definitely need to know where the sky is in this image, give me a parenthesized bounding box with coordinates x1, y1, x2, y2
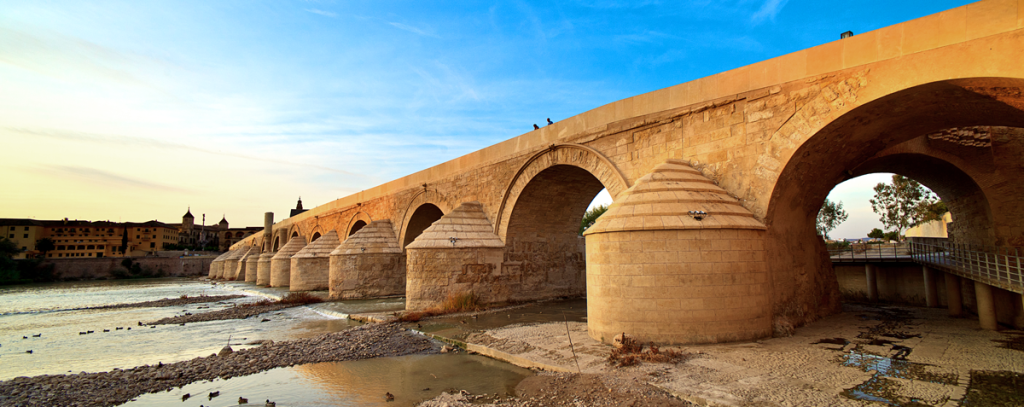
(0, 0, 970, 232)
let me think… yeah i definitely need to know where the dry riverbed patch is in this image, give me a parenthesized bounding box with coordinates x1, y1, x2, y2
(418, 303, 1024, 406)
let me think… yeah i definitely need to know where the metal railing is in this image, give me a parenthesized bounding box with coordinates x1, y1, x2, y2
(909, 237, 1023, 294)
(828, 243, 914, 262)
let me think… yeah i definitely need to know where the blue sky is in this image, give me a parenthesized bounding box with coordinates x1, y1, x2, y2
(0, 0, 967, 234)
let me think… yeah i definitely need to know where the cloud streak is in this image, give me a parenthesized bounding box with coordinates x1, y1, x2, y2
(3, 127, 370, 179)
(304, 8, 337, 18)
(387, 22, 438, 38)
(35, 165, 190, 193)
(751, 0, 789, 24)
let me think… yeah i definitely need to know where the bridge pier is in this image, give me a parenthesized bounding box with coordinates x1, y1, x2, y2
(865, 264, 879, 302)
(974, 281, 999, 330)
(405, 202, 507, 310)
(944, 272, 963, 317)
(270, 237, 306, 287)
(329, 220, 406, 300)
(290, 230, 340, 291)
(584, 161, 770, 345)
(922, 266, 939, 308)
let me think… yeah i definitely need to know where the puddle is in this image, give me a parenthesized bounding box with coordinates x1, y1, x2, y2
(842, 376, 932, 407)
(407, 298, 587, 342)
(840, 350, 957, 385)
(961, 370, 1024, 406)
(838, 306, 962, 405)
(118, 353, 532, 407)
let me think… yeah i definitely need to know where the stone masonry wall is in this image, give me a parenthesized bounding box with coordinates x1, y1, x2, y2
(328, 253, 406, 300)
(586, 229, 771, 345)
(406, 247, 504, 310)
(290, 257, 330, 291)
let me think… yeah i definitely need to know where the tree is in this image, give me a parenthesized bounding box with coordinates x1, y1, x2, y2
(579, 204, 609, 235)
(867, 228, 885, 239)
(0, 238, 20, 283)
(0, 237, 18, 259)
(869, 175, 935, 240)
(816, 199, 849, 240)
(914, 200, 948, 226)
(35, 238, 55, 258)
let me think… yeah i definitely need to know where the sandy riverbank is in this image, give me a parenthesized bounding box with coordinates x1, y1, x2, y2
(416, 303, 1024, 406)
(0, 323, 438, 407)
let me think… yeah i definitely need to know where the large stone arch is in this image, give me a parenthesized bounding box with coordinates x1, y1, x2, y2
(398, 190, 451, 249)
(764, 78, 1024, 329)
(495, 143, 629, 240)
(345, 212, 372, 238)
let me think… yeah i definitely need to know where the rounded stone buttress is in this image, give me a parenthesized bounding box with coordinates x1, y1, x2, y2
(583, 159, 771, 345)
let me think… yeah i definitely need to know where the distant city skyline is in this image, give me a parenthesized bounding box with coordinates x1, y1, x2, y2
(1, 0, 970, 228)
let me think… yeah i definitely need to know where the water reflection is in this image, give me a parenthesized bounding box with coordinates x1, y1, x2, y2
(120, 354, 532, 407)
(412, 298, 587, 341)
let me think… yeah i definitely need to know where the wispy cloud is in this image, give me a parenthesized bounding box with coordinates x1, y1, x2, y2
(751, 0, 789, 24)
(387, 22, 438, 38)
(4, 127, 367, 178)
(34, 165, 190, 193)
(304, 8, 337, 18)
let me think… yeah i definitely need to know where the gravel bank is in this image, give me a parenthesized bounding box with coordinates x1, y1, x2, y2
(79, 295, 245, 312)
(0, 323, 438, 407)
(146, 303, 298, 325)
(419, 372, 692, 407)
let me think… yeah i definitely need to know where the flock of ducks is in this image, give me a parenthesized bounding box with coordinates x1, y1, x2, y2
(181, 391, 277, 406)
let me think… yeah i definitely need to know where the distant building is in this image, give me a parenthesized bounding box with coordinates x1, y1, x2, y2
(169, 208, 263, 251)
(290, 197, 308, 218)
(1, 208, 266, 258)
(1, 218, 177, 259)
(905, 212, 953, 238)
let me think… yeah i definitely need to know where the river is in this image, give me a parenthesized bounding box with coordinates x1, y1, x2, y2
(0, 278, 532, 406)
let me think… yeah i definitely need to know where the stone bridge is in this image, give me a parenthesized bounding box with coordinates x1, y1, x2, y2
(216, 0, 1024, 345)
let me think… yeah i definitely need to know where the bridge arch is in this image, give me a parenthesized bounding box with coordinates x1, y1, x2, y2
(346, 212, 372, 238)
(495, 143, 629, 240)
(764, 78, 1024, 326)
(398, 190, 451, 249)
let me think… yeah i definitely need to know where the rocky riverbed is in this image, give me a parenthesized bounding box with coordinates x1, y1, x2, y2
(0, 323, 439, 407)
(146, 302, 298, 325)
(79, 294, 245, 312)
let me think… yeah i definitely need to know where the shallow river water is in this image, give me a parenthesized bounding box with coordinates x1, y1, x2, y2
(0, 278, 532, 406)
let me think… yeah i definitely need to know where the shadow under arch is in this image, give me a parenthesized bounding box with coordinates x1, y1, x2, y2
(764, 77, 1024, 327)
(398, 190, 452, 249)
(501, 163, 616, 302)
(346, 212, 372, 238)
(495, 143, 629, 240)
